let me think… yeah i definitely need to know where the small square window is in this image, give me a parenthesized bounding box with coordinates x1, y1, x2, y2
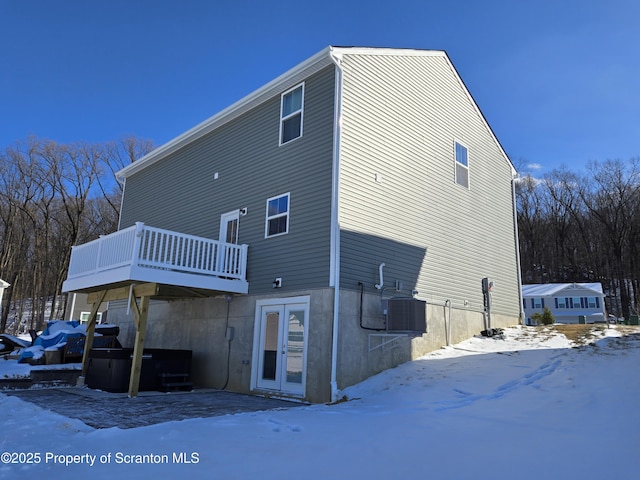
(454, 141, 469, 188)
(280, 84, 304, 145)
(80, 312, 102, 324)
(265, 193, 290, 237)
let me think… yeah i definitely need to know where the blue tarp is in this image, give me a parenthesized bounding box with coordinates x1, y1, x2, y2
(17, 320, 85, 363)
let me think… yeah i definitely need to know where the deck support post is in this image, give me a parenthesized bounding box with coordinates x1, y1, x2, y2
(128, 294, 150, 398)
(82, 283, 159, 397)
(81, 289, 108, 377)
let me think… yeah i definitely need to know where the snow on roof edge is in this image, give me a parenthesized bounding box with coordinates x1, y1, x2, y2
(522, 283, 604, 297)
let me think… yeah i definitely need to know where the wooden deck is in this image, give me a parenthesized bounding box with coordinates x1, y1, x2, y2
(62, 222, 249, 295)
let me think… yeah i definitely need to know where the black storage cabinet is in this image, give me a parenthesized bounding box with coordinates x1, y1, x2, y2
(86, 348, 192, 393)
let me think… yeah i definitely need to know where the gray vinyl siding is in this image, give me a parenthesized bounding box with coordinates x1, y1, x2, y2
(120, 66, 337, 295)
(338, 53, 520, 316)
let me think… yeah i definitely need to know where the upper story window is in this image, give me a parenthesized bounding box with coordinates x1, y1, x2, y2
(265, 192, 290, 238)
(556, 297, 567, 309)
(280, 84, 304, 145)
(532, 298, 543, 309)
(454, 141, 469, 188)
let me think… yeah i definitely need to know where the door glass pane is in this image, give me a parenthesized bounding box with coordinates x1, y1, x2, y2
(262, 312, 279, 381)
(286, 309, 305, 384)
(226, 219, 238, 243)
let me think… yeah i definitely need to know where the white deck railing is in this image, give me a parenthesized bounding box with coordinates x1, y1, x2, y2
(67, 222, 248, 283)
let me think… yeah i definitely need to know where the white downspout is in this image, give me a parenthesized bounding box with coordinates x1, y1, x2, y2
(511, 173, 525, 325)
(329, 49, 343, 403)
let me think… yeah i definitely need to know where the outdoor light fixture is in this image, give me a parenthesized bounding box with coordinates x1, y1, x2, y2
(273, 278, 282, 288)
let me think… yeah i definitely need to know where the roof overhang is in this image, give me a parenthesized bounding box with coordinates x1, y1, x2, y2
(117, 46, 515, 180)
(117, 46, 336, 181)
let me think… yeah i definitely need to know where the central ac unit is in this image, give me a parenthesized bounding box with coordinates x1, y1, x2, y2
(386, 298, 427, 332)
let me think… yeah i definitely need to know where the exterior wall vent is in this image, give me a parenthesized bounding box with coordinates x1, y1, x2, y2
(386, 297, 427, 332)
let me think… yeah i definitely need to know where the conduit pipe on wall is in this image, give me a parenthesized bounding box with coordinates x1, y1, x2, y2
(375, 263, 385, 290)
(426, 299, 453, 346)
(445, 299, 452, 346)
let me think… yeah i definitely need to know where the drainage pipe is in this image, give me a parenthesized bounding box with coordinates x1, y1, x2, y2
(445, 299, 452, 346)
(511, 174, 525, 325)
(329, 49, 344, 403)
(375, 263, 385, 290)
(427, 299, 454, 346)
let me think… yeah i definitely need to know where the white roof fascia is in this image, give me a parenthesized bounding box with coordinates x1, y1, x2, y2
(117, 46, 334, 180)
(118, 46, 514, 179)
(330, 46, 446, 60)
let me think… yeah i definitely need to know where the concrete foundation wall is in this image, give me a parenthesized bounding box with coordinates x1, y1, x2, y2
(107, 288, 336, 403)
(335, 290, 518, 392)
(106, 287, 518, 404)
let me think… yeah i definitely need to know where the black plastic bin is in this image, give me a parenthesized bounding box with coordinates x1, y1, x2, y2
(86, 348, 192, 393)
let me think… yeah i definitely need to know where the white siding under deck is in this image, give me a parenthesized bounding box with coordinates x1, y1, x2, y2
(62, 222, 249, 295)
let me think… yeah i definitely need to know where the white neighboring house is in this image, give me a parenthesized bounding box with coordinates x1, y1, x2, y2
(522, 283, 606, 325)
(0, 279, 8, 312)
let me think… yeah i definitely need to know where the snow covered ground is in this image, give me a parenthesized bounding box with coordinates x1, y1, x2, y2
(1, 325, 638, 480)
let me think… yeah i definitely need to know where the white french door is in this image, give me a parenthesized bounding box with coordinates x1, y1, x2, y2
(254, 298, 309, 396)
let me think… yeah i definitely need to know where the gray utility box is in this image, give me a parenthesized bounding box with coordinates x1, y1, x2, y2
(385, 298, 427, 332)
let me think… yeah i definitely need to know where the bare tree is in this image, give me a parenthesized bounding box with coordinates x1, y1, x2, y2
(516, 158, 640, 320)
(578, 159, 640, 319)
(0, 136, 154, 333)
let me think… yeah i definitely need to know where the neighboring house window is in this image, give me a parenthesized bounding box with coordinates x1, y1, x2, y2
(555, 297, 567, 308)
(587, 297, 599, 308)
(79, 312, 102, 324)
(532, 298, 543, 309)
(454, 141, 469, 188)
(265, 193, 290, 237)
(571, 297, 583, 309)
(280, 83, 304, 145)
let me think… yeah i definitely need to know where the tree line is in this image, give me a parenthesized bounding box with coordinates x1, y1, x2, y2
(516, 158, 640, 320)
(0, 136, 153, 333)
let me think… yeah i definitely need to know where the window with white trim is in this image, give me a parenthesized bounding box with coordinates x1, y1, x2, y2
(280, 84, 304, 145)
(265, 193, 290, 237)
(454, 141, 469, 188)
(80, 312, 102, 324)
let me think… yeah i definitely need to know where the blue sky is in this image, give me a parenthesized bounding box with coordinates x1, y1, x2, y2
(1, 0, 638, 174)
